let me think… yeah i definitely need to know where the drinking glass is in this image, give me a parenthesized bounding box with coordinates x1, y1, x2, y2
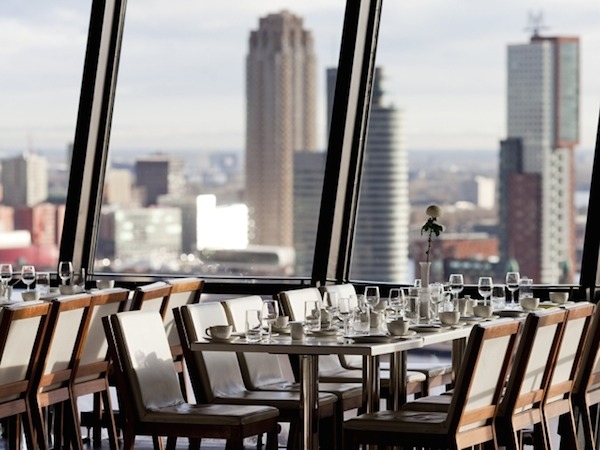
(491, 285, 506, 310)
(58, 261, 74, 285)
(428, 283, 445, 321)
(261, 299, 279, 342)
(477, 277, 493, 305)
(505, 272, 520, 306)
(388, 288, 405, 320)
(21, 265, 36, 291)
(519, 277, 533, 299)
(245, 309, 262, 342)
(404, 289, 420, 325)
(36, 272, 50, 297)
(352, 304, 370, 334)
(448, 274, 464, 300)
(322, 291, 339, 320)
(338, 297, 353, 335)
(304, 300, 321, 332)
(364, 285, 380, 310)
(0, 264, 12, 300)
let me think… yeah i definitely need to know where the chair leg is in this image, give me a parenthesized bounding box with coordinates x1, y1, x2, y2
(265, 428, 278, 450)
(152, 435, 164, 449)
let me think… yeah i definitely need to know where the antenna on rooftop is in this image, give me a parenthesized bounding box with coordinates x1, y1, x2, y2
(525, 11, 549, 38)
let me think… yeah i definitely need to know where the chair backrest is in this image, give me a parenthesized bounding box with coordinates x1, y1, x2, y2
(320, 284, 358, 307)
(573, 301, 600, 399)
(279, 287, 323, 321)
(176, 302, 248, 402)
(103, 310, 185, 421)
(73, 288, 131, 385)
(544, 302, 594, 405)
(164, 278, 204, 348)
(34, 294, 94, 396)
(498, 308, 568, 418)
(222, 295, 292, 389)
(0, 302, 51, 407)
(130, 281, 172, 318)
(445, 320, 521, 441)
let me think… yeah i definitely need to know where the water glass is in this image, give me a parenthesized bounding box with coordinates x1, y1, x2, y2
(404, 290, 420, 325)
(245, 309, 262, 342)
(519, 277, 533, 299)
(36, 272, 50, 297)
(304, 300, 321, 332)
(491, 285, 506, 310)
(352, 305, 370, 334)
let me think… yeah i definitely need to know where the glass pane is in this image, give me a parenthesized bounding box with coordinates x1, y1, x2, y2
(0, 2, 89, 273)
(352, 5, 595, 285)
(96, 3, 344, 277)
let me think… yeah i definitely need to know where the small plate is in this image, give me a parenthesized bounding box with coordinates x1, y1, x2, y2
(311, 328, 340, 337)
(411, 325, 447, 333)
(461, 316, 482, 322)
(272, 326, 291, 334)
(496, 309, 526, 317)
(345, 334, 396, 343)
(204, 336, 240, 343)
(450, 322, 467, 328)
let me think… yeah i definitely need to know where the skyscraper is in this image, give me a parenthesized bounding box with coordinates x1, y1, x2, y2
(327, 68, 409, 282)
(500, 31, 579, 283)
(135, 154, 186, 207)
(246, 11, 317, 247)
(1, 152, 48, 207)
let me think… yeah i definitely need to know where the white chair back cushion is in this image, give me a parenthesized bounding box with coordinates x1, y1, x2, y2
(164, 289, 197, 346)
(114, 310, 184, 415)
(281, 287, 322, 321)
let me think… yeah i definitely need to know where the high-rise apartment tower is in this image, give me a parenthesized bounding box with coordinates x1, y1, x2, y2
(499, 31, 579, 283)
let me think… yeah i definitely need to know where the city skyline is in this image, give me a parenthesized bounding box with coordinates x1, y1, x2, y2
(2, 1, 600, 154)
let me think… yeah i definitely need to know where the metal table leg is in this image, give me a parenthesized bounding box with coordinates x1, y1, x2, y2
(300, 354, 319, 450)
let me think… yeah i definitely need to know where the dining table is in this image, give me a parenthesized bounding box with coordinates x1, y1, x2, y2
(191, 324, 474, 450)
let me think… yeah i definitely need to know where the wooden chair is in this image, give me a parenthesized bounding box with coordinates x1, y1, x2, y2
(164, 277, 204, 398)
(540, 302, 595, 450)
(0, 302, 51, 450)
(279, 287, 427, 401)
(572, 301, 600, 450)
(343, 319, 521, 449)
(28, 294, 95, 450)
(130, 281, 172, 315)
(174, 301, 339, 450)
(495, 308, 569, 450)
(321, 283, 454, 396)
(71, 287, 130, 450)
(102, 310, 279, 450)
(222, 295, 363, 450)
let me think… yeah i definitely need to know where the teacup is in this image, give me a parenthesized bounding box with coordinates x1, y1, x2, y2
(275, 315, 290, 329)
(520, 297, 540, 311)
(549, 292, 568, 305)
(96, 279, 115, 290)
(22, 290, 41, 301)
(473, 304, 494, 318)
(205, 325, 232, 340)
(439, 310, 460, 325)
(387, 319, 409, 336)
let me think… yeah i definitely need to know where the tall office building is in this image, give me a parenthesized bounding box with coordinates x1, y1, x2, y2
(499, 32, 579, 283)
(327, 68, 409, 282)
(135, 154, 186, 207)
(246, 11, 317, 247)
(1, 153, 48, 207)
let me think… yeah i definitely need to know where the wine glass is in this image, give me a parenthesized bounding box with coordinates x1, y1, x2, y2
(338, 297, 353, 335)
(388, 288, 405, 320)
(478, 277, 493, 305)
(448, 274, 464, 300)
(21, 265, 36, 291)
(364, 286, 380, 311)
(261, 299, 279, 342)
(505, 271, 520, 306)
(58, 261, 74, 285)
(0, 264, 12, 300)
(428, 282, 445, 321)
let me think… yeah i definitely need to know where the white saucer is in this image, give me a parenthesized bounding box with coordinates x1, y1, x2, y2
(310, 328, 340, 337)
(272, 326, 291, 334)
(204, 336, 240, 343)
(411, 325, 446, 333)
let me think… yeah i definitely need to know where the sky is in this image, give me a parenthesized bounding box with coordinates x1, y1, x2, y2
(1, 0, 599, 155)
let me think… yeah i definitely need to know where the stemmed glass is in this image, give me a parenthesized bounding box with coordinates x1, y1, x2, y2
(0, 264, 12, 300)
(505, 271, 520, 307)
(338, 297, 353, 335)
(388, 288, 405, 320)
(58, 261, 74, 285)
(364, 286, 380, 310)
(428, 282, 445, 321)
(21, 265, 36, 291)
(261, 299, 279, 342)
(478, 277, 493, 305)
(448, 274, 464, 300)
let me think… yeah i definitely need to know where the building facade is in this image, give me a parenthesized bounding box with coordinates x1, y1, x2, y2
(245, 10, 317, 247)
(135, 154, 186, 207)
(1, 153, 48, 207)
(499, 33, 579, 283)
